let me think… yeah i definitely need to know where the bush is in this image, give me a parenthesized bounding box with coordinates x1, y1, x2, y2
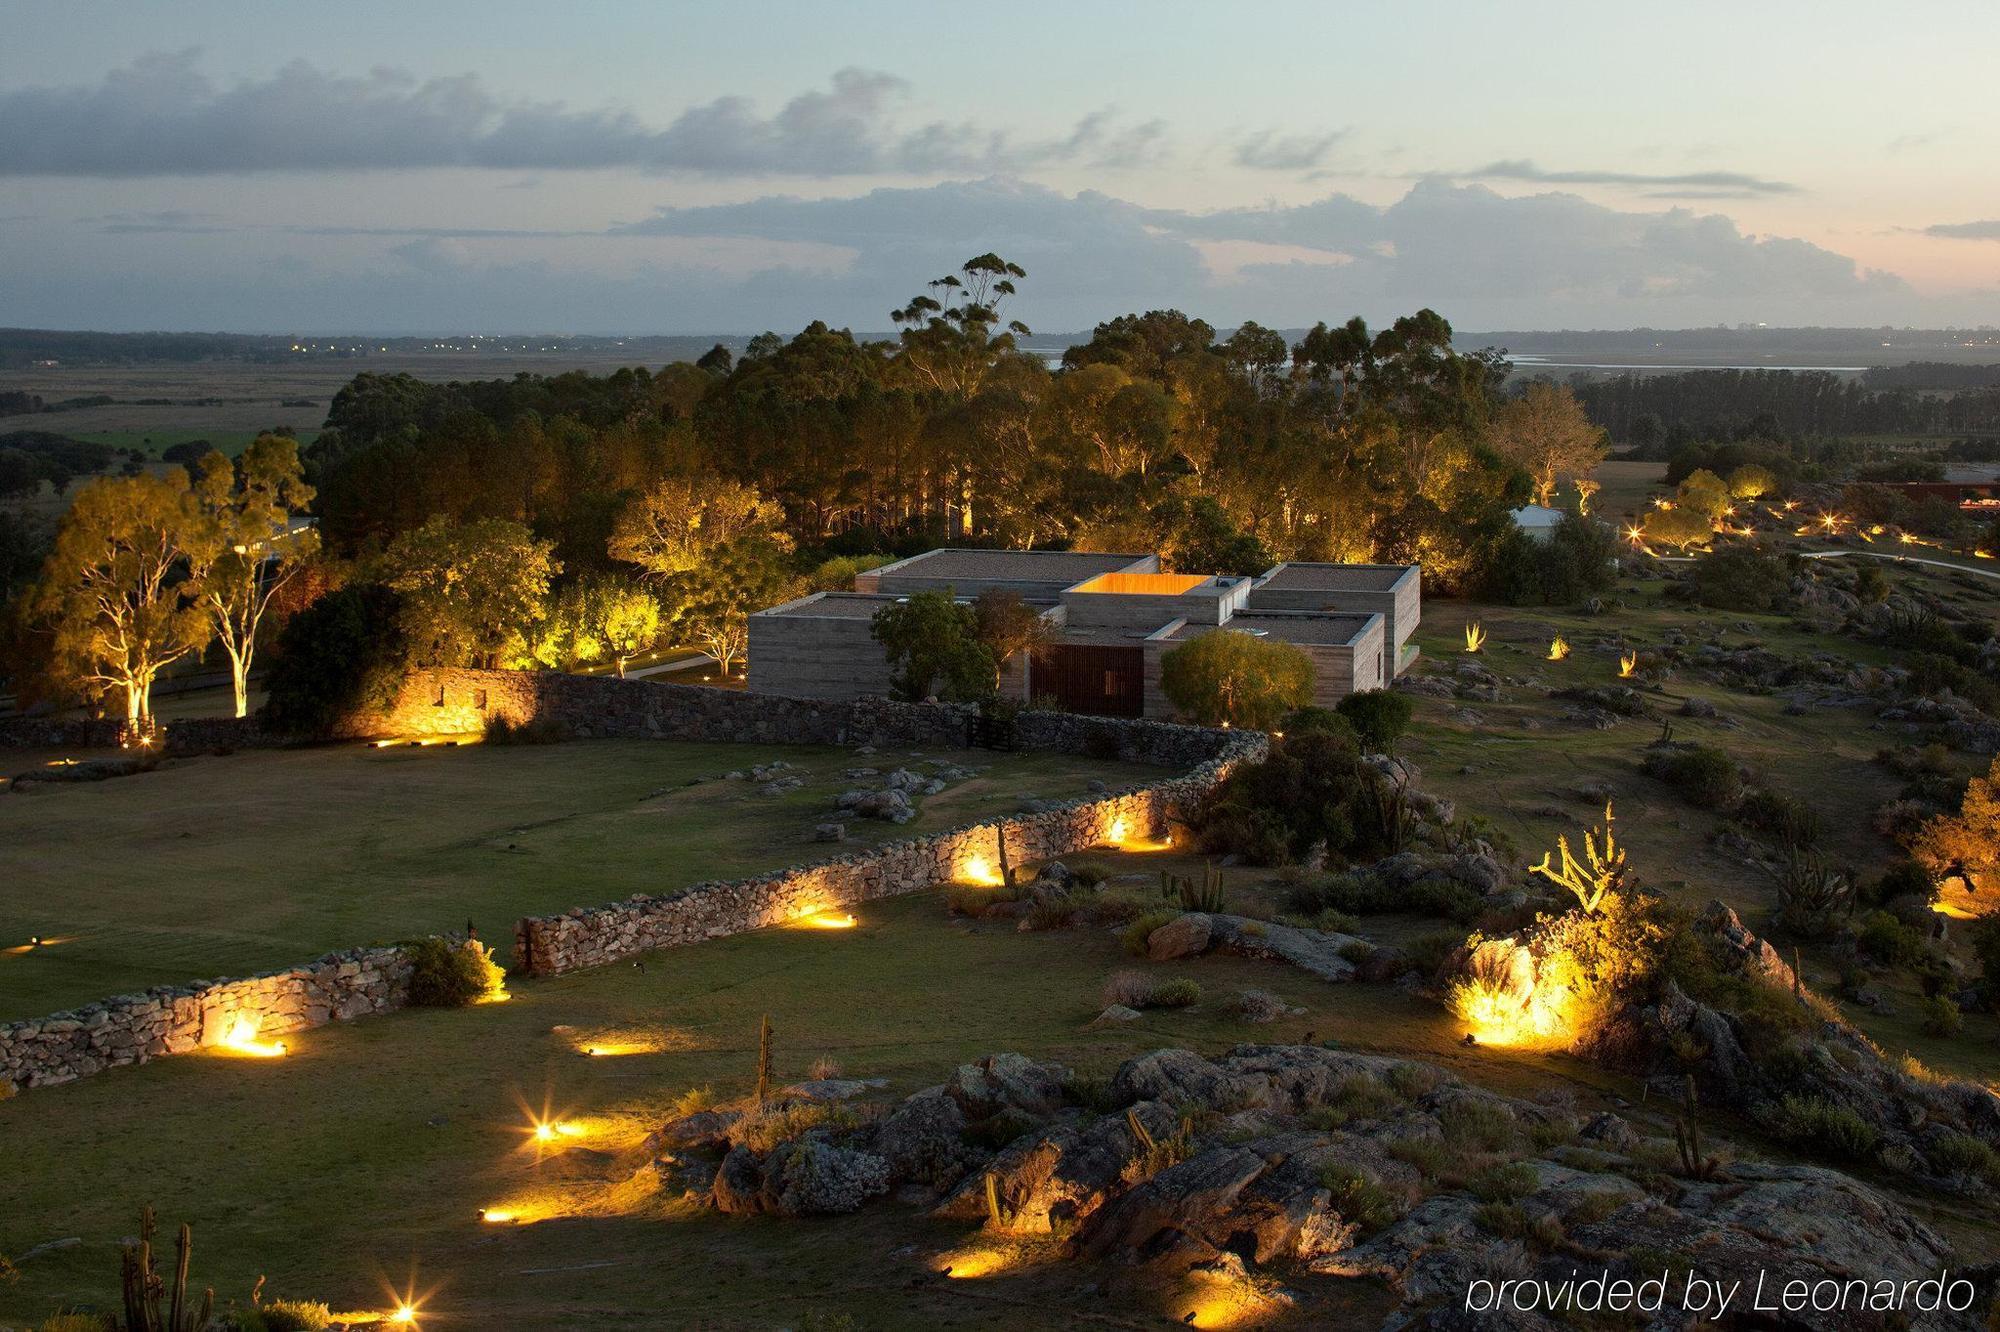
(1766, 1094, 1878, 1162)
(1679, 546, 1791, 612)
(1321, 1167, 1401, 1232)
(1972, 918, 2000, 1011)
(1336, 690, 1414, 754)
(405, 936, 504, 1008)
(1198, 730, 1404, 866)
(1919, 995, 1963, 1038)
(260, 582, 406, 736)
(1642, 744, 1741, 809)
(1735, 786, 1821, 847)
(1121, 909, 1180, 956)
(1927, 1132, 2000, 1185)
(1060, 858, 1115, 887)
(1855, 910, 1930, 969)
(1468, 1161, 1538, 1202)
(255, 1302, 335, 1332)
(1145, 978, 1203, 1008)
(1278, 706, 1359, 745)
(482, 713, 572, 745)
(1159, 629, 1315, 729)
(1869, 858, 1935, 907)
(1023, 897, 1080, 931)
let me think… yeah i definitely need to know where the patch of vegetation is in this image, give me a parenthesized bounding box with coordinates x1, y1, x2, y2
(1335, 689, 1414, 754)
(1764, 1094, 1879, 1163)
(1439, 1098, 1519, 1152)
(1120, 910, 1180, 956)
(1674, 545, 1793, 612)
(1641, 744, 1742, 809)
(1321, 1166, 1402, 1232)
(404, 936, 504, 1008)
(1159, 630, 1315, 729)
(482, 713, 574, 745)
(1468, 1160, 1538, 1202)
(1484, 512, 1620, 605)
(1284, 871, 1483, 924)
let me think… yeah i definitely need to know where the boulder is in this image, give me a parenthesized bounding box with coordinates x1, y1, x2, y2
(873, 1088, 977, 1190)
(1145, 912, 1212, 961)
(944, 1053, 1068, 1121)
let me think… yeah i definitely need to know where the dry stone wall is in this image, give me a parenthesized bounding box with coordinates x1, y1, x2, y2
(0, 944, 410, 1091)
(1, 666, 1263, 1092)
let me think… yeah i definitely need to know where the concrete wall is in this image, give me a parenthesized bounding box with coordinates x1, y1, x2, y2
(747, 608, 891, 701)
(1245, 567, 1420, 674)
(0, 944, 411, 1091)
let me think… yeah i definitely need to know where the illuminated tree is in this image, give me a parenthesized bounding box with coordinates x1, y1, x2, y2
(186, 434, 318, 716)
(1643, 507, 1716, 552)
(1159, 630, 1314, 729)
(1487, 383, 1608, 507)
(1727, 463, 1780, 500)
(35, 470, 211, 727)
(533, 575, 661, 677)
(380, 517, 559, 668)
(971, 589, 1053, 690)
(608, 477, 788, 579)
(680, 536, 791, 677)
(1675, 469, 1732, 521)
(1912, 757, 2000, 908)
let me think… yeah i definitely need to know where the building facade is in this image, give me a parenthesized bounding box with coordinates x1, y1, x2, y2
(748, 549, 1421, 719)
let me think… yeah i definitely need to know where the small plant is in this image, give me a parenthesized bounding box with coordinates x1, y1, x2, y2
(1387, 1136, 1448, 1180)
(120, 1207, 213, 1332)
(254, 1300, 334, 1331)
(1642, 744, 1741, 809)
(1773, 847, 1853, 938)
(1321, 1167, 1401, 1232)
(482, 713, 572, 745)
(1126, 1109, 1195, 1179)
(754, 1014, 775, 1106)
(1439, 1098, 1519, 1152)
(1335, 689, 1414, 753)
(1671, 1075, 1724, 1181)
(1161, 863, 1227, 913)
(669, 1085, 717, 1118)
(1468, 1161, 1538, 1202)
(1121, 909, 1180, 956)
(1145, 978, 1203, 1009)
(1061, 858, 1115, 887)
(807, 1055, 842, 1081)
(1023, 897, 1080, 931)
(1473, 1201, 1530, 1239)
(1101, 969, 1155, 1009)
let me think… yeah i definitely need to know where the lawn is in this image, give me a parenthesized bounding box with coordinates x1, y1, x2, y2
(0, 738, 1157, 1020)
(68, 428, 322, 459)
(0, 869, 1636, 1330)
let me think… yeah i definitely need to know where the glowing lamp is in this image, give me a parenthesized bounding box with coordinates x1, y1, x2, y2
(389, 1305, 418, 1326)
(800, 911, 856, 929)
(960, 853, 1001, 886)
(479, 1208, 516, 1224)
(218, 1016, 288, 1058)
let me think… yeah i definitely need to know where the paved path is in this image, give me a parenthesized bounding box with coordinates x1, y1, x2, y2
(624, 652, 718, 680)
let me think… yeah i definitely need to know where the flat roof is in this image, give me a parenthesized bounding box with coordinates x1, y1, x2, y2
(1255, 563, 1413, 593)
(871, 548, 1151, 583)
(1166, 612, 1380, 646)
(755, 591, 901, 620)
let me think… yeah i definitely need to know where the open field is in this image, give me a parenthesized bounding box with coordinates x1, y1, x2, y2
(0, 738, 1156, 1020)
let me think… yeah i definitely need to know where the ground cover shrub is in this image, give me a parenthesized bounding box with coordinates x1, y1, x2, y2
(1284, 871, 1482, 924)
(1927, 1132, 2000, 1185)
(404, 936, 504, 1008)
(1120, 910, 1179, 956)
(1676, 546, 1792, 612)
(1321, 1166, 1402, 1232)
(1023, 897, 1081, 931)
(1735, 787, 1821, 847)
(1766, 1094, 1878, 1162)
(1468, 1161, 1538, 1202)
(249, 1301, 334, 1331)
(1278, 706, 1358, 744)
(1439, 1099, 1519, 1152)
(1919, 995, 1963, 1037)
(1641, 744, 1741, 809)
(1101, 970, 1201, 1010)
(1060, 858, 1115, 887)
(1146, 977, 1203, 1008)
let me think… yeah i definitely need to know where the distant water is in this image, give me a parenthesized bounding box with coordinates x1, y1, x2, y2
(1507, 354, 1870, 372)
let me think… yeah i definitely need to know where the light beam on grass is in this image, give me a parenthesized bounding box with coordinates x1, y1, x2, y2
(796, 911, 856, 929)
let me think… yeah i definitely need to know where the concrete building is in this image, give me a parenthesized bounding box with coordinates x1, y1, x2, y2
(1509, 504, 1567, 542)
(748, 548, 1421, 719)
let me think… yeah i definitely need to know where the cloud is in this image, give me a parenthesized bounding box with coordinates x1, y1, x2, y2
(2, 177, 1941, 333)
(0, 52, 1171, 177)
(1448, 159, 1800, 197)
(1924, 220, 2000, 240)
(89, 209, 225, 234)
(1232, 130, 1345, 171)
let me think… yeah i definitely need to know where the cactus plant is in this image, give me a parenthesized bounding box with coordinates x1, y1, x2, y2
(1159, 862, 1226, 913)
(120, 1206, 213, 1332)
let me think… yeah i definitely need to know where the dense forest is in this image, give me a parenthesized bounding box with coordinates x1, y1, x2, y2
(1571, 369, 2000, 444)
(299, 265, 1561, 595)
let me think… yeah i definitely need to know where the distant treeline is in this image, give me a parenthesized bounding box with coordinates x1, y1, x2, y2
(1861, 361, 2000, 391)
(0, 328, 735, 369)
(1570, 369, 2000, 443)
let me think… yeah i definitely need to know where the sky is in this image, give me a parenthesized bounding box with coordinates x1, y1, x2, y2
(1, 0, 1996, 335)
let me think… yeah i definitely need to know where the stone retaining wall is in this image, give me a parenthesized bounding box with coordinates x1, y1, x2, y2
(2, 667, 1264, 1091)
(514, 739, 1261, 977)
(0, 944, 410, 1091)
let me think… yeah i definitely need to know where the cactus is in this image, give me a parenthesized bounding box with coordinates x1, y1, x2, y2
(1159, 863, 1226, 913)
(1672, 1075, 1722, 1181)
(995, 827, 1014, 889)
(754, 1014, 774, 1106)
(982, 1172, 1010, 1230)
(120, 1206, 213, 1332)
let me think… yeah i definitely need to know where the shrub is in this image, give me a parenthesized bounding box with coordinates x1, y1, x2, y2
(260, 582, 405, 736)
(1679, 546, 1792, 613)
(405, 936, 504, 1008)
(1972, 918, 2000, 1010)
(1403, 931, 1465, 981)
(1198, 730, 1405, 866)
(1321, 1167, 1401, 1232)
(1146, 978, 1203, 1009)
(1642, 744, 1741, 809)
(1061, 858, 1115, 887)
(1387, 1136, 1447, 1180)
(1855, 910, 1929, 969)
(1472, 1201, 1531, 1239)
(1468, 1161, 1538, 1202)
(1869, 858, 1935, 907)
(1920, 995, 1963, 1037)
(1277, 906, 1358, 934)
(1159, 629, 1315, 729)
(1735, 787, 1821, 847)
(1485, 513, 1620, 605)
(1121, 909, 1180, 956)
(1439, 1098, 1519, 1152)
(1278, 706, 1359, 744)
(1023, 897, 1080, 931)
(1927, 1132, 2000, 1185)
(1102, 969, 1154, 1008)
(670, 1085, 717, 1117)
(1336, 689, 1414, 754)
(255, 1301, 334, 1332)
(1766, 1094, 1878, 1162)
(482, 713, 572, 744)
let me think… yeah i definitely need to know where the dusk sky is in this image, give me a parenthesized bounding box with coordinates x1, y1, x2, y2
(3, 0, 1997, 334)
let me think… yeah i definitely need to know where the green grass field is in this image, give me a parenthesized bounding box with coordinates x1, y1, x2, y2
(69, 428, 321, 459)
(0, 871, 1633, 1330)
(0, 738, 1153, 1020)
